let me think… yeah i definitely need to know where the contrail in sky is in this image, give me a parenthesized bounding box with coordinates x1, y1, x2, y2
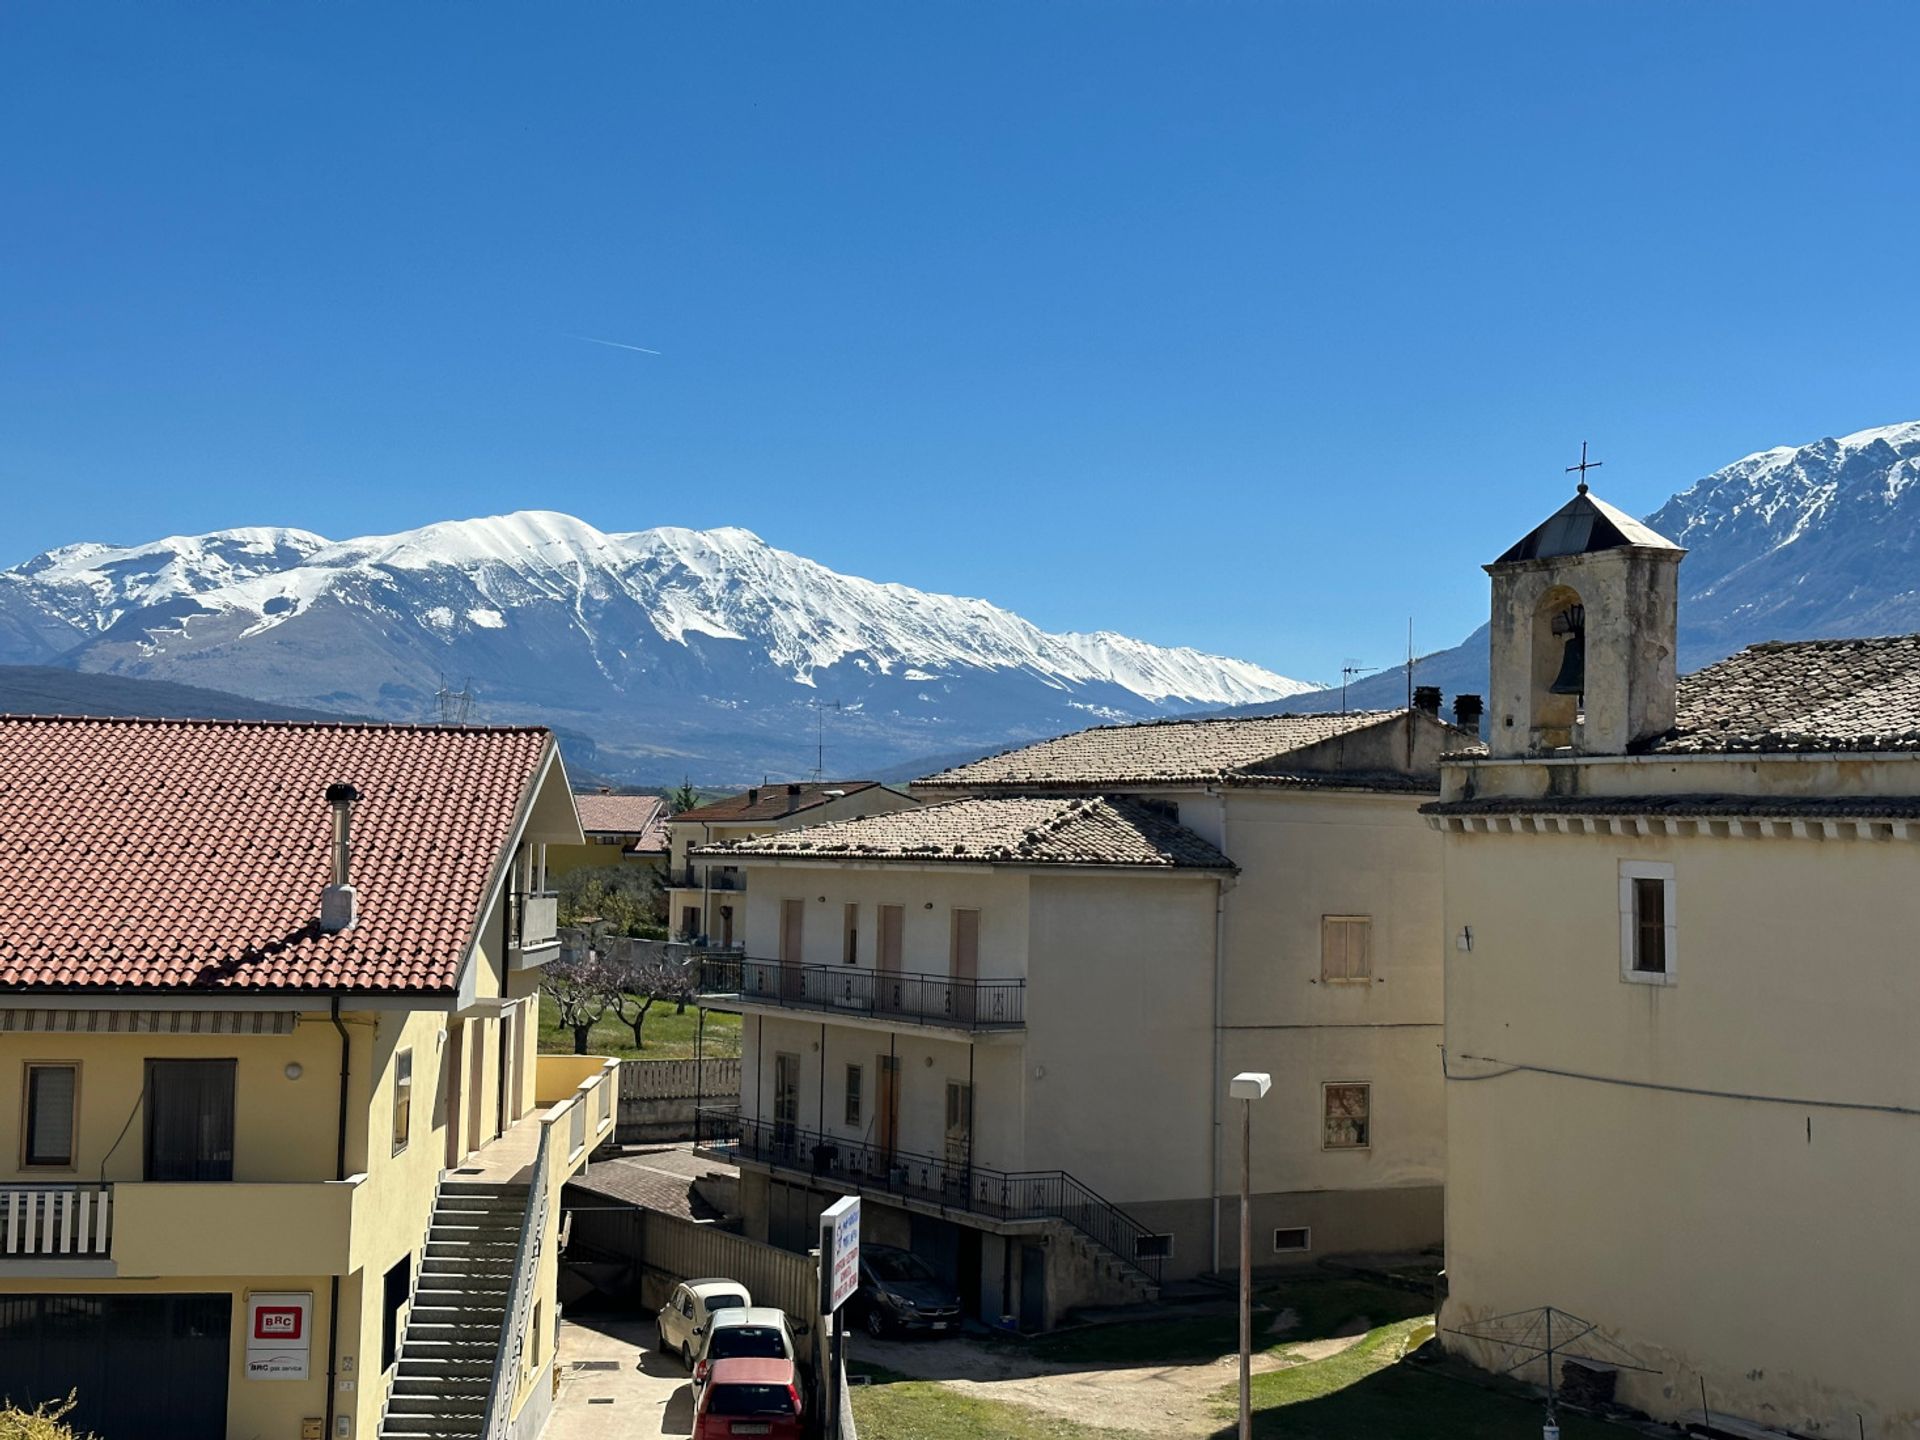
(566, 333, 662, 355)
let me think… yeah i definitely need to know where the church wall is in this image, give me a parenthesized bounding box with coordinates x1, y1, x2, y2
(1438, 818, 1920, 1437)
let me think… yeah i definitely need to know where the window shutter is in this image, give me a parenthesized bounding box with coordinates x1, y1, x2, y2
(27, 1065, 76, 1165)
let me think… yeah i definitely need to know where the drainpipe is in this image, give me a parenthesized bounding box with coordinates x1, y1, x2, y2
(326, 996, 350, 1438)
(1209, 789, 1229, 1276)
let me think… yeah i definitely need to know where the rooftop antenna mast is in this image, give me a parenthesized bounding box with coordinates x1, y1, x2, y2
(1339, 661, 1373, 717)
(435, 676, 475, 726)
(810, 698, 843, 781)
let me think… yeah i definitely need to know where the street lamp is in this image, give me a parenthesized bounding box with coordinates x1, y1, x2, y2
(1230, 1071, 1271, 1440)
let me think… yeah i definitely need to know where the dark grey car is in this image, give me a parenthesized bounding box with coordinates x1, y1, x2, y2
(854, 1245, 963, 1337)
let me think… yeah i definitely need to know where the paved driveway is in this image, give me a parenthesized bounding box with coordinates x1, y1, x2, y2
(548, 1314, 697, 1439)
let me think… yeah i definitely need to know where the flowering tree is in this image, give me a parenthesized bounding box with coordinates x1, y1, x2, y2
(540, 951, 620, 1054)
(605, 950, 696, 1051)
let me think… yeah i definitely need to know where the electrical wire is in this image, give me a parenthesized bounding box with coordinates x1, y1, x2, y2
(1440, 1047, 1920, 1118)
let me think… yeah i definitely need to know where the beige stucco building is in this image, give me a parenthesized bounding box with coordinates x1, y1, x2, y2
(693, 707, 1472, 1325)
(0, 717, 616, 1440)
(1431, 486, 1920, 1436)
(664, 781, 916, 946)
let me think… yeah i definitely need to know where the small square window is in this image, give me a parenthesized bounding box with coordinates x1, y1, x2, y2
(1273, 1227, 1311, 1253)
(392, 1048, 413, 1154)
(1321, 916, 1373, 982)
(844, 1064, 864, 1128)
(1619, 862, 1677, 985)
(1323, 1083, 1371, 1150)
(1134, 1233, 1174, 1261)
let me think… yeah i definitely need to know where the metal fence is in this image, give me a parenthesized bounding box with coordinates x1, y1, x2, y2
(699, 956, 1025, 1029)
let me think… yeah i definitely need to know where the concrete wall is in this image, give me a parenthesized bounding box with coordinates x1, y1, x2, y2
(1438, 813, 1920, 1436)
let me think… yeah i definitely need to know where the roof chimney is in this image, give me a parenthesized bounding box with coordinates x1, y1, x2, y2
(320, 782, 360, 933)
(1413, 686, 1442, 717)
(1453, 694, 1485, 734)
(747, 788, 760, 806)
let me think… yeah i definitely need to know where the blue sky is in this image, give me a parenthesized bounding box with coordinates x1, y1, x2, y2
(5, 2, 1919, 687)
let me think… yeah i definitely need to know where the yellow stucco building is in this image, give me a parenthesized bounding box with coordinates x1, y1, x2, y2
(0, 717, 615, 1440)
(1431, 486, 1920, 1435)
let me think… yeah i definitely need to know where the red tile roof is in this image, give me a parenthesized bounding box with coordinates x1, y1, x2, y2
(0, 716, 554, 995)
(574, 793, 670, 852)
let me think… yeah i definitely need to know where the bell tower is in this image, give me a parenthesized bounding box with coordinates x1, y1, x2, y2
(1484, 473, 1685, 758)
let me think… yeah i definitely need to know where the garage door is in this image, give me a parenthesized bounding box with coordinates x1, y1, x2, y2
(0, 1293, 230, 1438)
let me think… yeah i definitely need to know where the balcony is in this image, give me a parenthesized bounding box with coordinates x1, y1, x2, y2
(2, 1176, 364, 1277)
(697, 956, 1025, 1031)
(668, 867, 744, 891)
(699, 1111, 1162, 1285)
(509, 889, 560, 963)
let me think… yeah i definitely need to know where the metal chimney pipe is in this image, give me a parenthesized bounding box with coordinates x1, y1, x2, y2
(321, 783, 361, 932)
(1453, 694, 1485, 734)
(1413, 686, 1442, 717)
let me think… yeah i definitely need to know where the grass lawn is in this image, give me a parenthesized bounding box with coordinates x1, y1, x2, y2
(537, 993, 741, 1060)
(1220, 1319, 1640, 1439)
(1017, 1275, 1431, 1367)
(850, 1369, 1152, 1440)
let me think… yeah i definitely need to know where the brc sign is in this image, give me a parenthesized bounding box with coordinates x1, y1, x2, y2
(254, 1307, 303, 1341)
(820, 1196, 861, 1313)
(245, 1292, 313, 1382)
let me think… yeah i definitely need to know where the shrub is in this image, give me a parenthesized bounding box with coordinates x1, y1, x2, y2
(0, 1393, 95, 1440)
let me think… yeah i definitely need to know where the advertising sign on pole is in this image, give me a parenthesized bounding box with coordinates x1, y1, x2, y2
(820, 1195, 861, 1313)
(245, 1291, 314, 1380)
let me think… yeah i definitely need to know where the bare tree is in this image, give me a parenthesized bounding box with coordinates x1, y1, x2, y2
(605, 950, 696, 1052)
(541, 951, 618, 1055)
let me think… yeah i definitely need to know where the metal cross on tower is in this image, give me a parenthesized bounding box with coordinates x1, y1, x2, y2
(1566, 441, 1604, 495)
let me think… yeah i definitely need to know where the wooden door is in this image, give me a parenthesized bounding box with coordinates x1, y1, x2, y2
(444, 1022, 465, 1166)
(467, 1019, 487, 1149)
(950, 909, 979, 1025)
(876, 1055, 901, 1166)
(780, 898, 806, 999)
(878, 904, 905, 1012)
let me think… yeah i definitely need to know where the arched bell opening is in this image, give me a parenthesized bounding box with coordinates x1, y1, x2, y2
(1529, 584, 1585, 747)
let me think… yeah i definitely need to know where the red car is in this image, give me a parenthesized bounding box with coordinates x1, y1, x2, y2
(692, 1356, 805, 1440)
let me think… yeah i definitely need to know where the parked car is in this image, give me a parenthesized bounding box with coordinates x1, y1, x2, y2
(854, 1245, 963, 1337)
(658, 1277, 753, 1369)
(693, 1356, 805, 1440)
(693, 1306, 798, 1389)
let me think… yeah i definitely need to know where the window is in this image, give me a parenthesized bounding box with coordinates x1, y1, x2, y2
(381, 1254, 411, 1371)
(24, 1063, 77, 1167)
(1321, 916, 1373, 982)
(844, 1064, 863, 1128)
(1134, 1233, 1174, 1261)
(1274, 1227, 1312, 1253)
(392, 1048, 413, 1154)
(843, 903, 859, 965)
(1323, 1082, 1371, 1149)
(1619, 861, 1677, 984)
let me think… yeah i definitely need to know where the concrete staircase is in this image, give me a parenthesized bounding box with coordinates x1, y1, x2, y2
(380, 1180, 530, 1440)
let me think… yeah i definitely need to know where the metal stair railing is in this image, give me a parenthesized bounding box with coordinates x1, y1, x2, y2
(710, 1113, 1162, 1287)
(479, 1123, 553, 1440)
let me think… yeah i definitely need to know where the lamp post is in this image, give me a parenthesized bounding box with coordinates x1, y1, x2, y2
(1229, 1071, 1271, 1440)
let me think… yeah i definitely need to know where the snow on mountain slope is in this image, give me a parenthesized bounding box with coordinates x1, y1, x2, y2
(0, 512, 1305, 780)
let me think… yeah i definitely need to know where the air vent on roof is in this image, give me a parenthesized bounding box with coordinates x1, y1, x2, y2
(1414, 686, 1442, 716)
(1454, 694, 1484, 733)
(320, 782, 360, 933)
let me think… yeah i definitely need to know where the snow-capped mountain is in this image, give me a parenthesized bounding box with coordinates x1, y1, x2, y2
(1284, 419, 1920, 717)
(0, 512, 1310, 780)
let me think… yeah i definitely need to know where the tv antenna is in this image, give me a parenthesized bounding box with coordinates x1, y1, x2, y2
(1339, 660, 1375, 716)
(810, 698, 843, 780)
(435, 677, 476, 726)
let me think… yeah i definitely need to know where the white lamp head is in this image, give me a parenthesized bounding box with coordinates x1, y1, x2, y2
(1230, 1071, 1272, 1101)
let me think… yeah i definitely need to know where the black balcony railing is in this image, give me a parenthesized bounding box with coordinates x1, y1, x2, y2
(696, 1110, 1160, 1285)
(698, 956, 1024, 1030)
(669, 868, 744, 891)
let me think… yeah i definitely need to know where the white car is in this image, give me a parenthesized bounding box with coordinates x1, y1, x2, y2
(657, 1277, 753, 1369)
(692, 1306, 798, 1389)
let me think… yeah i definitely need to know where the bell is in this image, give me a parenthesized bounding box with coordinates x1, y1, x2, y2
(1549, 631, 1586, 696)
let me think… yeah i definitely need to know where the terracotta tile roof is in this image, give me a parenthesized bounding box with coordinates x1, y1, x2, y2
(695, 795, 1233, 870)
(575, 793, 670, 852)
(1655, 635, 1920, 753)
(916, 711, 1416, 790)
(672, 781, 888, 824)
(1423, 793, 1920, 822)
(0, 715, 552, 994)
